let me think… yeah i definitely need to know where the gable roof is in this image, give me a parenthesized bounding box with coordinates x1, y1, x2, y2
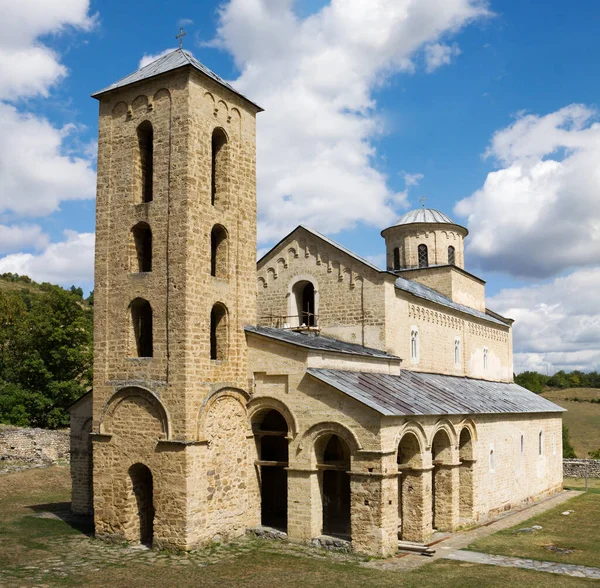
(92, 49, 262, 112)
(394, 276, 509, 326)
(245, 325, 399, 360)
(257, 225, 384, 274)
(307, 369, 564, 416)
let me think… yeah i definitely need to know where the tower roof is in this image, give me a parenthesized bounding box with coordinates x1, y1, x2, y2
(395, 208, 455, 225)
(91, 48, 262, 111)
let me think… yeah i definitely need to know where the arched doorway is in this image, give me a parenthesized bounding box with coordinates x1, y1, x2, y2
(317, 435, 351, 538)
(254, 410, 289, 531)
(397, 432, 422, 540)
(459, 428, 475, 521)
(129, 463, 154, 545)
(431, 430, 453, 531)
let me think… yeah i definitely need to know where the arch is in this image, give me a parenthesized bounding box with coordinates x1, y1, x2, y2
(397, 430, 425, 468)
(136, 121, 154, 203)
(431, 428, 455, 531)
(132, 95, 148, 112)
(431, 427, 454, 463)
(299, 421, 361, 462)
(317, 434, 351, 538)
(197, 387, 250, 440)
(287, 247, 298, 259)
(129, 298, 153, 357)
(418, 244, 428, 268)
(458, 426, 475, 521)
(128, 463, 154, 545)
(100, 386, 171, 439)
(430, 419, 458, 449)
(252, 408, 289, 531)
(457, 418, 478, 443)
(210, 224, 228, 278)
(211, 127, 229, 206)
(130, 222, 152, 272)
(448, 245, 456, 265)
(395, 421, 428, 456)
(257, 276, 267, 289)
(247, 395, 298, 439)
(210, 302, 228, 360)
(111, 101, 128, 119)
(287, 274, 319, 328)
(153, 88, 172, 103)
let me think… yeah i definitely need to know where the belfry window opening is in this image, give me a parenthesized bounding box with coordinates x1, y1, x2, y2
(130, 298, 153, 358)
(410, 328, 419, 363)
(210, 225, 228, 278)
(131, 222, 152, 272)
(211, 128, 228, 206)
(418, 244, 428, 268)
(210, 303, 228, 360)
(137, 121, 154, 203)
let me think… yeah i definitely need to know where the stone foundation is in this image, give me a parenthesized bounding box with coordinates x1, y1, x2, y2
(563, 459, 600, 478)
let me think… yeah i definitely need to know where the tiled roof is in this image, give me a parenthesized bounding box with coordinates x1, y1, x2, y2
(244, 326, 399, 359)
(307, 369, 565, 416)
(394, 276, 509, 326)
(92, 49, 262, 111)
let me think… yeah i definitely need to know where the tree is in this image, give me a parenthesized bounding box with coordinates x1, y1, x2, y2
(515, 371, 548, 394)
(0, 284, 92, 428)
(562, 425, 576, 459)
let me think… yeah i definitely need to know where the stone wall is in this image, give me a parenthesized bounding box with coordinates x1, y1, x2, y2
(563, 459, 600, 478)
(0, 425, 69, 465)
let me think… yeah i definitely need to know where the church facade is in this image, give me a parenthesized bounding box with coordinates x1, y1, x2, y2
(70, 49, 563, 557)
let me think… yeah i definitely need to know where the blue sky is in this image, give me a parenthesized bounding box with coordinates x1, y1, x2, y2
(2, 0, 600, 373)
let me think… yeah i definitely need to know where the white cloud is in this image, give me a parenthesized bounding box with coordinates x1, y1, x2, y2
(212, 0, 490, 243)
(424, 43, 461, 73)
(0, 224, 48, 255)
(0, 231, 94, 286)
(139, 48, 177, 69)
(0, 0, 96, 100)
(455, 104, 600, 278)
(0, 103, 96, 216)
(489, 268, 600, 373)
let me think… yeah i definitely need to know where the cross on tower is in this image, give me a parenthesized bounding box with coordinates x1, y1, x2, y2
(420, 196, 428, 207)
(176, 27, 187, 49)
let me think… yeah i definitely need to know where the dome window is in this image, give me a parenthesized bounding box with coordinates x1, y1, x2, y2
(418, 244, 428, 268)
(448, 246, 455, 265)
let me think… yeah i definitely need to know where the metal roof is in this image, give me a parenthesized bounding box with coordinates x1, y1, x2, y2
(245, 326, 399, 359)
(395, 208, 456, 226)
(307, 369, 565, 416)
(257, 225, 383, 273)
(92, 49, 262, 111)
(394, 276, 508, 326)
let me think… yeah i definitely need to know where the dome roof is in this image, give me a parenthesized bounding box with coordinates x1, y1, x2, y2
(395, 208, 455, 226)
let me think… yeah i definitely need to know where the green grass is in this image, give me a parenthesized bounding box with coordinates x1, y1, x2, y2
(541, 389, 600, 457)
(469, 492, 600, 568)
(0, 466, 598, 587)
(563, 477, 600, 493)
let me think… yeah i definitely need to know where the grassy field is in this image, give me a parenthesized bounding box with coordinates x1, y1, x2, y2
(469, 491, 600, 569)
(563, 477, 600, 493)
(0, 467, 597, 587)
(541, 388, 600, 457)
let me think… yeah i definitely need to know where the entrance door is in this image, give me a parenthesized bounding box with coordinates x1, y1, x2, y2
(322, 469, 351, 537)
(129, 463, 154, 545)
(261, 466, 288, 530)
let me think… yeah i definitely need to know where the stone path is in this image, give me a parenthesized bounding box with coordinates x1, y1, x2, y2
(446, 550, 600, 580)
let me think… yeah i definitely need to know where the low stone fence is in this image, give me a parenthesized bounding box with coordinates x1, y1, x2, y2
(0, 425, 69, 470)
(563, 459, 600, 479)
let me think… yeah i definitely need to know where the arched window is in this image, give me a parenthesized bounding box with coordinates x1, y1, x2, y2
(483, 347, 489, 370)
(292, 280, 316, 327)
(418, 244, 428, 268)
(130, 298, 153, 357)
(489, 448, 495, 472)
(131, 222, 152, 272)
(210, 225, 228, 278)
(393, 247, 401, 270)
(210, 303, 228, 360)
(454, 337, 461, 367)
(520, 434, 524, 455)
(137, 121, 154, 203)
(211, 128, 228, 206)
(538, 431, 543, 455)
(410, 328, 419, 363)
(448, 245, 455, 265)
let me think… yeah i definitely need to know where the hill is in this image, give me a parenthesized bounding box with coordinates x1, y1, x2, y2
(541, 388, 600, 458)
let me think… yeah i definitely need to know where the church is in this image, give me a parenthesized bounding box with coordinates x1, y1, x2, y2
(69, 47, 564, 557)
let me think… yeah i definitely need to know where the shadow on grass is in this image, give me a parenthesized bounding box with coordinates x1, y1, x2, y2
(26, 501, 95, 537)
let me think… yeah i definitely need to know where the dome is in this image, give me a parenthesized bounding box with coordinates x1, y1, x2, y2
(395, 208, 455, 226)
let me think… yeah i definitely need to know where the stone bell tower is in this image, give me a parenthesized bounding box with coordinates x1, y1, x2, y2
(90, 49, 262, 549)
